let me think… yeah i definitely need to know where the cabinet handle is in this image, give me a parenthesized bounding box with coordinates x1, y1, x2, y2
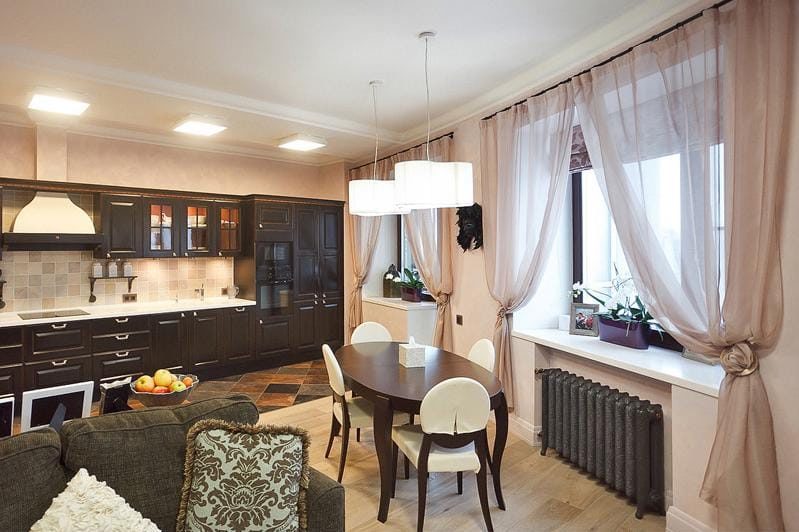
(51, 323, 67, 330)
(106, 253, 111, 259)
(51, 359, 68, 366)
(172, 252, 177, 257)
(115, 317, 129, 324)
(115, 334, 129, 341)
(218, 251, 223, 257)
(181, 313, 185, 318)
(184, 252, 189, 257)
(193, 312, 197, 317)
(323, 299, 327, 304)
(235, 307, 246, 312)
(115, 351, 130, 358)
(258, 223, 263, 229)
(259, 319, 264, 325)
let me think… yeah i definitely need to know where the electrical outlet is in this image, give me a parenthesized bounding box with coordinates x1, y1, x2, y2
(122, 293, 138, 303)
(456, 314, 463, 325)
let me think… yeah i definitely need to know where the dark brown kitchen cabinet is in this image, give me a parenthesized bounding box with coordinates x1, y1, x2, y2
(93, 348, 147, 384)
(292, 205, 343, 356)
(182, 200, 215, 257)
(26, 321, 91, 362)
(216, 202, 242, 257)
(256, 316, 291, 360)
(143, 197, 180, 258)
(187, 309, 222, 370)
(255, 202, 293, 235)
(25, 355, 92, 390)
(0, 364, 22, 397)
(222, 306, 254, 363)
(95, 194, 142, 259)
(150, 312, 188, 373)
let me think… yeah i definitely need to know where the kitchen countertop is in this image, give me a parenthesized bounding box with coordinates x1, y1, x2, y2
(0, 297, 256, 328)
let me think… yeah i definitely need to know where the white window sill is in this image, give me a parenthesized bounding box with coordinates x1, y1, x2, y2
(513, 328, 725, 398)
(362, 296, 437, 312)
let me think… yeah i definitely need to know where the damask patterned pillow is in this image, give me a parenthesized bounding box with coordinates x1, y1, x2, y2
(176, 420, 310, 532)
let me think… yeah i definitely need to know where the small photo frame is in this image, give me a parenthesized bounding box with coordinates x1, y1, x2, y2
(570, 302, 599, 336)
(21, 381, 93, 433)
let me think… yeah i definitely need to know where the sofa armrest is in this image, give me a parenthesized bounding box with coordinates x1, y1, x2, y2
(306, 467, 344, 532)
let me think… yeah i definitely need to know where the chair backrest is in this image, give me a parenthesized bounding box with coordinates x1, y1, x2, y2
(322, 344, 346, 396)
(351, 321, 392, 344)
(467, 338, 496, 373)
(419, 378, 490, 435)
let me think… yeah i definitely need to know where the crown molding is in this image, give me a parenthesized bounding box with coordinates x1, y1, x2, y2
(0, 110, 350, 167)
(400, 0, 711, 141)
(0, 44, 404, 144)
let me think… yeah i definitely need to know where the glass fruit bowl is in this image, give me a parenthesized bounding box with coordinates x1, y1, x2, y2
(129, 374, 199, 407)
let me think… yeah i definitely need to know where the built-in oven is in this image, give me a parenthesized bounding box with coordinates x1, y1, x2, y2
(255, 241, 293, 317)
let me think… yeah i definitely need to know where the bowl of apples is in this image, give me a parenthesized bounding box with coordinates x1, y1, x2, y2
(130, 369, 199, 407)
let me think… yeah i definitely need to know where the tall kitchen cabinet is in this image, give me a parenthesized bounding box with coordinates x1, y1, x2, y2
(293, 204, 344, 356)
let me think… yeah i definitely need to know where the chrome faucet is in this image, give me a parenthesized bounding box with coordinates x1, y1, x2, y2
(195, 283, 205, 301)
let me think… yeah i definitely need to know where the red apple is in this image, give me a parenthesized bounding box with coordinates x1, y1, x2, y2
(152, 386, 170, 394)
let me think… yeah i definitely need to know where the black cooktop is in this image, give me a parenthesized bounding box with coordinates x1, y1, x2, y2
(18, 309, 90, 320)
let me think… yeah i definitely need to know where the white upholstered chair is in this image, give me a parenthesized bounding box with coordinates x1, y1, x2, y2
(391, 377, 494, 532)
(322, 343, 407, 482)
(351, 321, 392, 344)
(467, 338, 496, 373)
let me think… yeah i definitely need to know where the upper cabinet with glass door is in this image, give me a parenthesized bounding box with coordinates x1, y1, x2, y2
(143, 197, 180, 258)
(182, 200, 214, 257)
(216, 202, 242, 257)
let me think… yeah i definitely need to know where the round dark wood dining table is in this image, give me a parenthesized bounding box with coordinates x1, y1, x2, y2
(335, 341, 508, 523)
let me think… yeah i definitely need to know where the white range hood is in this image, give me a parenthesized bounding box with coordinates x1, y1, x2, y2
(12, 191, 96, 234)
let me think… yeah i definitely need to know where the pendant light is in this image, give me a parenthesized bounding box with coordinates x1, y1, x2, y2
(395, 31, 473, 209)
(349, 81, 410, 217)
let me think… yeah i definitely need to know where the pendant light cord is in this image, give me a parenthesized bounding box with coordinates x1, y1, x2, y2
(371, 82, 380, 180)
(424, 35, 431, 161)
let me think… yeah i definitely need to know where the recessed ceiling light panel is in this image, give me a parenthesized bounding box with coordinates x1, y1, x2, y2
(278, 133, 326, 152)
(174, 115, 227, 136)
(28, 90, 90, 116)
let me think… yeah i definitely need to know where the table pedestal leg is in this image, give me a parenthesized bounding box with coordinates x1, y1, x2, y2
(491, 391, 508, 510)
(373, 394, 393, 522)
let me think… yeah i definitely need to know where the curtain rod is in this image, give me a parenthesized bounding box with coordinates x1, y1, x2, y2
(348, 131, 454, 173)
(481, 0, 733, 121)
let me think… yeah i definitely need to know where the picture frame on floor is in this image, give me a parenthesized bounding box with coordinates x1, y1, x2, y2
(21, 381, 94, 432)
(0, 395, 13, 438)
(569, 302, 599, 336)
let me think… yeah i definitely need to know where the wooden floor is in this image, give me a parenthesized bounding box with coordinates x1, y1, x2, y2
(259, 397, 666, 532)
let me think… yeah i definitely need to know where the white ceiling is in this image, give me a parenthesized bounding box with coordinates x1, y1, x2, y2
(0, 0, 702, 165)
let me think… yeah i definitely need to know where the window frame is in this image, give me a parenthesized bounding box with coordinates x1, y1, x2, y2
(570, 169, 683, 352)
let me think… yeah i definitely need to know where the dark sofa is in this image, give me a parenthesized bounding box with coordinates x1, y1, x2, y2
(0, 395, 344, 532)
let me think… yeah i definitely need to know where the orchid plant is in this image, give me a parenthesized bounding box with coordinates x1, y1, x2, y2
(571, 269, 654, 324)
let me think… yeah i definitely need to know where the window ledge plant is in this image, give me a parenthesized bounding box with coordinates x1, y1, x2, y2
(572, 271, 653, 349)
(399, 268, 425, 303)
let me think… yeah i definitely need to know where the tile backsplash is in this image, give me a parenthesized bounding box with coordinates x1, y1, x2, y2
(0, 251, 234, 312)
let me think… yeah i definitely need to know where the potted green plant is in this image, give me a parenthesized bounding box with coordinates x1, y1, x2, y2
(571, 271, 654, 349)
(400, 268, 425, 303)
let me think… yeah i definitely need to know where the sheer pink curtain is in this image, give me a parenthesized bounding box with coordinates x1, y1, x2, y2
(479, 85, 574, 407)
(572, 1, 791, 529)
(401, 137, 454, 349)
(346, 161, 392, 335)
(347, 136, 453, 338)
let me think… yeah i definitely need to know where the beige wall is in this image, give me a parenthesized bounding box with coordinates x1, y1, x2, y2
(0, 123, 345, 201)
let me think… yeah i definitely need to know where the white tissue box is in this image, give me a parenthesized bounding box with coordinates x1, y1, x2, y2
(399, 343, 426, 368)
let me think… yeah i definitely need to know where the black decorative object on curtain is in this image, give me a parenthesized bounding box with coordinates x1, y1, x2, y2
(456, 203, 483, 251)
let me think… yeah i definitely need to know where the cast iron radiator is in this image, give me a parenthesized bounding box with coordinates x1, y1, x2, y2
(538, 368, 665, 518)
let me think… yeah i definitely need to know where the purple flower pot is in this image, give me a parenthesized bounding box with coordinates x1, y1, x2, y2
(598, 316, 650, 349)
(400, 287, 423, 302)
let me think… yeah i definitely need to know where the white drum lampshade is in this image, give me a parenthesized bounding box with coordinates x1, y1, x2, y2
(348, 179, 410, 216)
(394, 160, 473, 209)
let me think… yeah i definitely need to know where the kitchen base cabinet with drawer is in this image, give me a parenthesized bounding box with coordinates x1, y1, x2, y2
(24, 356, 93, 390)
(150, 313, 189, 375)
(93, 348, 148, 385)
(0, 364, 22, 398)
(27, 322, 91, 362)
(222, 306, 254, 364)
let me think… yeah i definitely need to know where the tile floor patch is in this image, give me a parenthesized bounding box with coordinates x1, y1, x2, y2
(266, 383, 302, 394)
